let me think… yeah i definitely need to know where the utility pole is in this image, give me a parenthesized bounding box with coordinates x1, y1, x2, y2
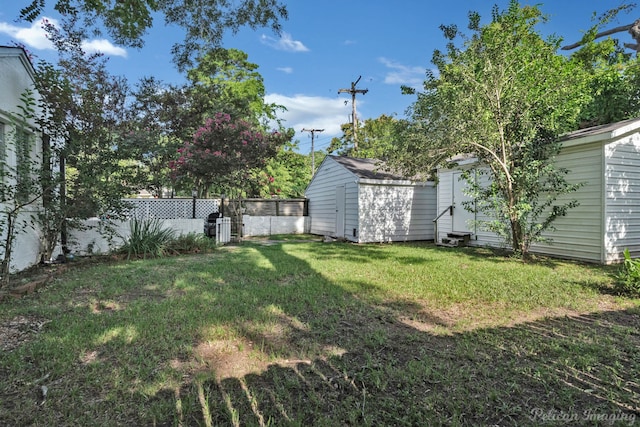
(338, 75, 368, 153)
(301, 128, 324, 175)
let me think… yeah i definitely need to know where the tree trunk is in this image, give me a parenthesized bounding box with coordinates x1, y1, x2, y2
(0, 213, 16, 289)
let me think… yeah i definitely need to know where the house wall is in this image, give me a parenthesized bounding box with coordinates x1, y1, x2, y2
(0, 48, 45, 273)
(0, 208, 43, 272)
(436, 169, 454, 243)
(358, 182, 436, 242)
(305, 157, 357, 237)
(604, 132, 640, 262)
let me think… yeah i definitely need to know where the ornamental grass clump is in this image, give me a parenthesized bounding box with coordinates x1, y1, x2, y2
(118, 218, 176, 259)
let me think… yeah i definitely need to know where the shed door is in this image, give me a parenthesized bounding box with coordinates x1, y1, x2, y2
(452, 172, 474, 233)
(335, 185, 345, 237)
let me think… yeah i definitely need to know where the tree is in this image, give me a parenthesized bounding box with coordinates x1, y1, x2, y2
(0, 90, 48, 288)
(170, 112, 292, 198)
(39, 18, 136, 218)
(127, 48, 286, 197)
(19, 0, 288, 69)
(33, 17, 142, 259)
(187, 48, 283, 124)
(395, 1, 589, 258)
(562, 3, 639, 54)
(563, 5, 640, 127)
(328, 114, 401, 159)
(247, 141, 314, 198)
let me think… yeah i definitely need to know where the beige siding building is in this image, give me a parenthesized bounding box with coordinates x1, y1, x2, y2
(306, 156, 436, 243)
(435, 117, 640, 263)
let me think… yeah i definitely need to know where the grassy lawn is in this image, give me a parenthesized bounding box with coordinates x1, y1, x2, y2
(1, 241, 639, 426)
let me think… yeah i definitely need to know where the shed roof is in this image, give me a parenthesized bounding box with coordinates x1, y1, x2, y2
(562, 116, 640, 146)
(329, 155, 408, 180)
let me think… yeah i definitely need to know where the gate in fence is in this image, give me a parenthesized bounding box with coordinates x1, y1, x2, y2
(216, 217, 231, 244)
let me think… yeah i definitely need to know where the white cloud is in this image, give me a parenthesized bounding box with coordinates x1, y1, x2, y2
(82, 39, 127, 57)
(378, 57, 424, 87)
(265, 93, 353, 137)
(276, 66, 293, 74)
(260, 32, 309, 52)
(0, 19, 54, 50)
(0, 17, 127, 58)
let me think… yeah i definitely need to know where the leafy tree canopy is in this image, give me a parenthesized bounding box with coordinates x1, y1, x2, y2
(328, 114, 400, 159)
(565, 3, 640, 127)
(247, 141, 314, 198)
(393, 1, 590, 257)
(19, 0, 288, 69)
(170, 112, 293, 197)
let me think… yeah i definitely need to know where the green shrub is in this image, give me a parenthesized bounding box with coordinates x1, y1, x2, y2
(166, 232, 216, 254)
(615, 248, 640, 296)
(118, 219, 176, 259)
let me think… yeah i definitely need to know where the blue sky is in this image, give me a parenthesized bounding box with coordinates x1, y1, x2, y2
(0, 1, 632, 152)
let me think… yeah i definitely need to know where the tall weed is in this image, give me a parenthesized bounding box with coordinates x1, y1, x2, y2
(615, 248, 640, 296)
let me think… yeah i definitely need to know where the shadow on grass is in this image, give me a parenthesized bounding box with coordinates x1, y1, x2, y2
(1, 242, 638, 426)
(156, 243, 639, 426)
(161, 307, 640, 426)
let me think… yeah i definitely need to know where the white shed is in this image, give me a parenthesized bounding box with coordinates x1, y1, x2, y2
(305, 156, 436, 243)
(435, 117, 640, 264)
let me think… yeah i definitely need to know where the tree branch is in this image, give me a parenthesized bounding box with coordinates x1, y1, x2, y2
(561, 22, 634, 51)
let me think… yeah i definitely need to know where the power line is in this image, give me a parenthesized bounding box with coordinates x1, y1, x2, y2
(338, 75, 368, 153)
(301, 128, 324, 175)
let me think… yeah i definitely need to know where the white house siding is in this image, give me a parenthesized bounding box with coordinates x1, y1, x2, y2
(468, 172, 505, 248)
(604, 133, 640, 262)
(0, 50, 36, 117)
(0, 47, 44, 273)
(306, 157, 357, 237)
(532, 142, 604, 262)
(358, 182, 436, 242)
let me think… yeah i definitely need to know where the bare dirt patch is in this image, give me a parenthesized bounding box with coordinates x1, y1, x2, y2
(0, 315, 51, 352)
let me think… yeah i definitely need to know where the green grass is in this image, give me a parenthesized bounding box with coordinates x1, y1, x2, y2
(1, 241, 639, 426)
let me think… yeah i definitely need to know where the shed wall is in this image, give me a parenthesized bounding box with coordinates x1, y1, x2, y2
(531, 142, 604, 262)
(305, 158, 357, 237)
(604, 133, 640, 262)
(437, 142, 604, 263)
(359, 183, 436, 242)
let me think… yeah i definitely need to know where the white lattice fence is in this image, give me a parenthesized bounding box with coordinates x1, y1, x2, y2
(122, 198, 219, 219)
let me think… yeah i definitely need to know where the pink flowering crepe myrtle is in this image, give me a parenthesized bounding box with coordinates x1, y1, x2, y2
(170, 113, 289, 192)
